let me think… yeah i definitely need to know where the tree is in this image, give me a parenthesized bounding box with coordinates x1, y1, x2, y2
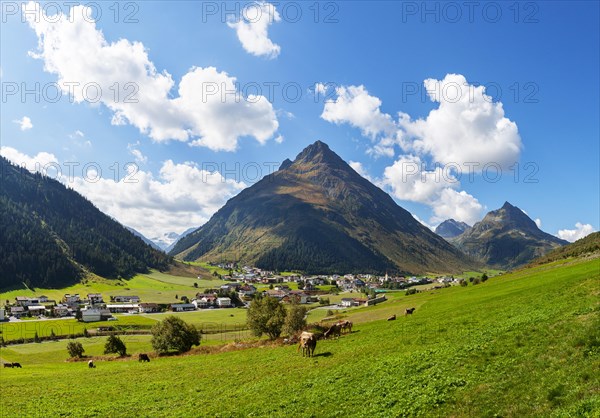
(104, 335, 127, 356)
(67, 341, 85, 358)
(193, 282, 198, 288)
(481, 273, 489, 282)
(247, 295, 287, 340)
(283, 303, 307, 336)
(151, 316, 200, 354)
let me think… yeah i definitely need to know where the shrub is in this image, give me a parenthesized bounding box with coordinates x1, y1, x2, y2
(326, 309, 334, 316)
(481, 273, 489, 282)
(406, 288, 418, 296)
(67, 341, 85, 358)
(247, 295, 287, 340)
(104, 335, 127, 356)
(151, 316, 200, 354)
(459, 279, 468, 287)
(473, 278, 481, 285)
(319, 297, 330, 305)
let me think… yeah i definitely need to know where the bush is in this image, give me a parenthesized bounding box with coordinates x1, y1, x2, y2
(326, 309, 334, 316)
(473, 278, 481, 285)
(319, 297, 330, 305)
(67, 341, 85, 358)
(151, 316, 200, 354)
(406, 288, 418, 296)
(247, 295, 287, 340)
(481, 273, 489, 282)
(104, 335, 127, 356)
(459, 279, 468, 287)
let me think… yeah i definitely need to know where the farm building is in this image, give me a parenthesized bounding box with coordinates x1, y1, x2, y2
(217, 297, 232, 307)
(106, 304, 139, 313)
(81, 307, 111, 322)
(113, 296, 141, 303)
(171, 303, 195, 312)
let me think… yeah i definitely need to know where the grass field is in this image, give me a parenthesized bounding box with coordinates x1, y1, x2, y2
(0, 257, 598, 417)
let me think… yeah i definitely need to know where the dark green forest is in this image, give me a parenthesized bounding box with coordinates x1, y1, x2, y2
(0, 157, 171, 289)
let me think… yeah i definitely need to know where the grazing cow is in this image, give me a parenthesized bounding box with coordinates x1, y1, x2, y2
(387, 314, 396, 321)
(297, 332, 317, 357)
(337, 320, 353, 334)
(139, 353, 150, 362)
(324, 323, 342, 339)
(88, 360, 96, 369)
(11, 363, 22, 368)
(405, 307, 416, 315)
(3, 363, 13, 368)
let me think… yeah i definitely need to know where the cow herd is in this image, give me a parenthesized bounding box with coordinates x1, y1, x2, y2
(298, 308, 416, 357)
(2, 362, 21, 368)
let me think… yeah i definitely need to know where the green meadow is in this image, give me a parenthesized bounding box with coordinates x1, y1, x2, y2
(0, 270, 225, 305)
(0, 257, 598, 417)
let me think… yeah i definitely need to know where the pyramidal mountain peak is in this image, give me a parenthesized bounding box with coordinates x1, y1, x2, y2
(171, 140, 477, 275)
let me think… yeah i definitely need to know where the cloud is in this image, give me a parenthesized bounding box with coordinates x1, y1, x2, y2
(70, 159, 246, 238)
(227, 1, 281, 58)
(321, 85, 396, 141)
(127, 141, 147, 164)
(24, 1, 278, 151)
(431, 188, 483, 226)
(534, 218, 542, 228)
(14, 116, 33, 131)
(557, 222, 596, 242)
(398, 74, 522, 169)
(349, 160, 374, 182)
(1, 146, 58, 172)
(383, 154, 483, 225)
(314, 82, 328, 95)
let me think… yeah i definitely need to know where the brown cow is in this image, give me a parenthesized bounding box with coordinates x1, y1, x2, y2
(297, 332, 317, 357)
(11, 363, 21, 368)
(337, 320, 353, 334)
(139, 353, 150, 362)
(324, 323, 342, 339)
(405, 307, 416, 315)
(387, 314, 396, 321)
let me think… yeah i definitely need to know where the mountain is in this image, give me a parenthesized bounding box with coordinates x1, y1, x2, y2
(150, 231, 181, 251)
(0, 156, 171, 289)
(164, 227, 197, 253)
(125, 226, 163, 251)
(450, 202, 568, 269)
(529, 231, 599, 266)
(170, 141, 476, 275)
(435, 219, 471, 238)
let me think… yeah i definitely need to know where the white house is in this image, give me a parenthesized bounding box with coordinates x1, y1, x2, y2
(138, 303, 159, 313)
(87, 293, 104, 305)
(10, 306, 25, 318)
(28, 305, 47, 316)
(63, 294, 81, 305)
(217, 297, 232, 308)
(53, 304, 70, 317)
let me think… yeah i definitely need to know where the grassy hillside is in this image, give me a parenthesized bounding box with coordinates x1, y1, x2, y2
(0, 256, 598, 417)
(529, 231, 600, 266)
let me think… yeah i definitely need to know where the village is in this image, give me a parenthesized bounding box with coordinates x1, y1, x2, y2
(0, 264, 467, 323)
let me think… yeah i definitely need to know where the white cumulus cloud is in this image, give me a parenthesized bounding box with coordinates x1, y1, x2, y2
(14, 116, 33, 131)
(557, 222, 596, 242)
(321, 85, 396, 141)
(24, 1, 278, 151)
(1, 146, 58, 172)
(398, 74, 522, 169)
(227, 1, 281, 58)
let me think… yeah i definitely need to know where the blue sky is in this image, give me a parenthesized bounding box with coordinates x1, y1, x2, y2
(1, 1, 598, 242)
